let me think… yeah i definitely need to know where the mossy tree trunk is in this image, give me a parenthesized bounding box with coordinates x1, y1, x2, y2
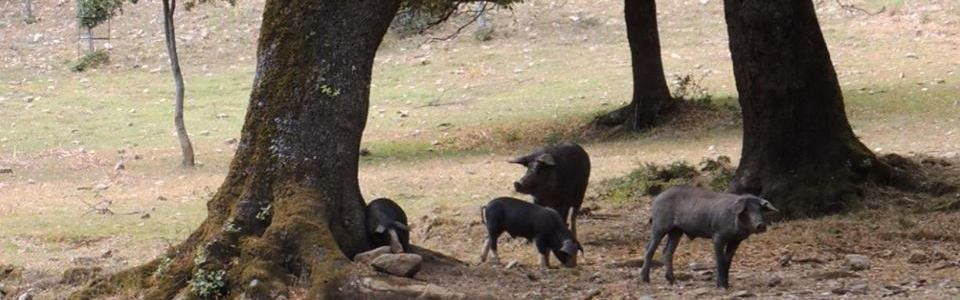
(594, 0, 671, 131)
(74, 0, 401, 298)
(723, 0, 894, 218)
(162, 0, 196, 168)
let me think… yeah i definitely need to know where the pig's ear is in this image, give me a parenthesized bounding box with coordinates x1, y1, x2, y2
(535, 153, 556, 166)
(393, 221, 410, 231)
(508, 154, 533, 166)
(560, 240, 578, 255)
(760, 199, 779, 212)
(731, 197, 748, 215)
(374, 225, 386, 234)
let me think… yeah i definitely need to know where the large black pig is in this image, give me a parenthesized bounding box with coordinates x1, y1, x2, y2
(509, 143, 591, 239)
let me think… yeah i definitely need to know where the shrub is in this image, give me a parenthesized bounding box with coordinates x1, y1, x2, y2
(71, 50, 110, 72)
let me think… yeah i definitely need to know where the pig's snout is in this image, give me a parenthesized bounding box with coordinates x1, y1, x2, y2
(755, 223, 767, 233)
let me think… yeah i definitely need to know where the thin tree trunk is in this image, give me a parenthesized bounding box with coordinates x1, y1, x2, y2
(594, 0, 671, 130)
(723, 0, 896, 218)
(162, 0, 195, 168)
(85, 26, 94, 52)
(73, 0, 401, 298)
(23, 0, 34, 24)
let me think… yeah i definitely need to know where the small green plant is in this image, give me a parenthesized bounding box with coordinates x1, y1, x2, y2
(71, 50, 110, 72)
(153, 256, 172, 277)
(319, 84, 340, 98)
(189, 268, 226, 298)
(473, 25, 494, 41)
(671, 73, 713, 104)
(256, 204, 272, 221)
(223, 222, 241, 233)
(596, 157, 736, 204)
(193, 245, 207, 266)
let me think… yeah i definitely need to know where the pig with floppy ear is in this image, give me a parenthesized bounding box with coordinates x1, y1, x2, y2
(508, 153, 556, 167)
(730, 196, 779, 234)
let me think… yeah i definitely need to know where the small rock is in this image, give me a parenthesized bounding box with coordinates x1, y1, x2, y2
(216, 113, 229, 119)
(0, 168, 12, 174)
(371, 253, 423, 277)
(141, 213, 151, 219)
(908, 250, 930, 264)
(505, 260, 518, 269)
(359, 148, 371, 157)
(22, 96, 34, 103)
(200, 130, 210, 136)
(848, 283, 869, 295)
(114, 160, 125, 171)
(94, 183, 110, 191)
(224, 138, 238, 145)
(17, 291, 32, 300)
(689, 262, 713, 271)
(905, 53, 919, 59)
(156, 195, 168, 201)
(778, 253, 793, 267)
(101, 250, 113, 258)
(845, 254, 871, 271)
(729, 290, 755, 298)
(767, 275, 783, 287)
(353, 246, 392, 264)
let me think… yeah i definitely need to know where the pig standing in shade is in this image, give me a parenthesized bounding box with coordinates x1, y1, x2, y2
(509, 143, 590, 240)
(365, 198, 410, 253)
(480, 197, 583, 268)
(639, 185, 778, 289)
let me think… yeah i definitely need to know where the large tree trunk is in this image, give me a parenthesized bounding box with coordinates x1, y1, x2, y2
(594, 0, 671, 131)
(162, 0, 195, 168)
(723, 0, 892, 218)
(74, 0, 400, 298)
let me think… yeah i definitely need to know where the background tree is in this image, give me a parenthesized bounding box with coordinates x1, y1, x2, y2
(723, 0, 902, 218)
(23, 0, 36, 24)
(76, 0, 127, 52)
(594, 0, 671, 131)
(161, 0, 195, 167)
(75, 0, 401, 298)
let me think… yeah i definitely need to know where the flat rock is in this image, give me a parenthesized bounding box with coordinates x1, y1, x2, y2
(353, 246, 391, 264)
(356, 276, 465, 299)
(729, 290, 755, 298)
(371, 253, 423, 278)
(845, 254, 871, 271)
(810, 271, 861, 280)
(689, 262, 713, 271)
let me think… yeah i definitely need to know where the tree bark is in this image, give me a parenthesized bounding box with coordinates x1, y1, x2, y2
(723, 0, 892, 218)
(74, 0, 401, 298)
(162, 0, 195, 168)
(594, 0, 671, 131)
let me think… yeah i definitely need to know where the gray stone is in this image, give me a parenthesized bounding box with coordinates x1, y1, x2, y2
(371, 253, 423, 278)
(689, 262, 713, 271)
(767, 275, 783, 287)
(0, 168, 12, 174)
(845, 254, 871, 271)
(729, 290, 755, 298)
(849, 283, 869, 295)
(353, 246, 391, 264)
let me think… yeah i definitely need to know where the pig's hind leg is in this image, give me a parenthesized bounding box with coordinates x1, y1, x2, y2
(662, 230, 684, 284)
(640, 228, 668, 283)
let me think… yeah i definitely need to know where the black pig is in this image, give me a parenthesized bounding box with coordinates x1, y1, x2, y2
(509, 143, 591, 239)
(365, 198, 410, 253)
(480, 197, 583, 268)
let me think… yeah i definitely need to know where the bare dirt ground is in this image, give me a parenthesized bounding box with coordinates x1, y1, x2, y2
(1, 0, 960, 298)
